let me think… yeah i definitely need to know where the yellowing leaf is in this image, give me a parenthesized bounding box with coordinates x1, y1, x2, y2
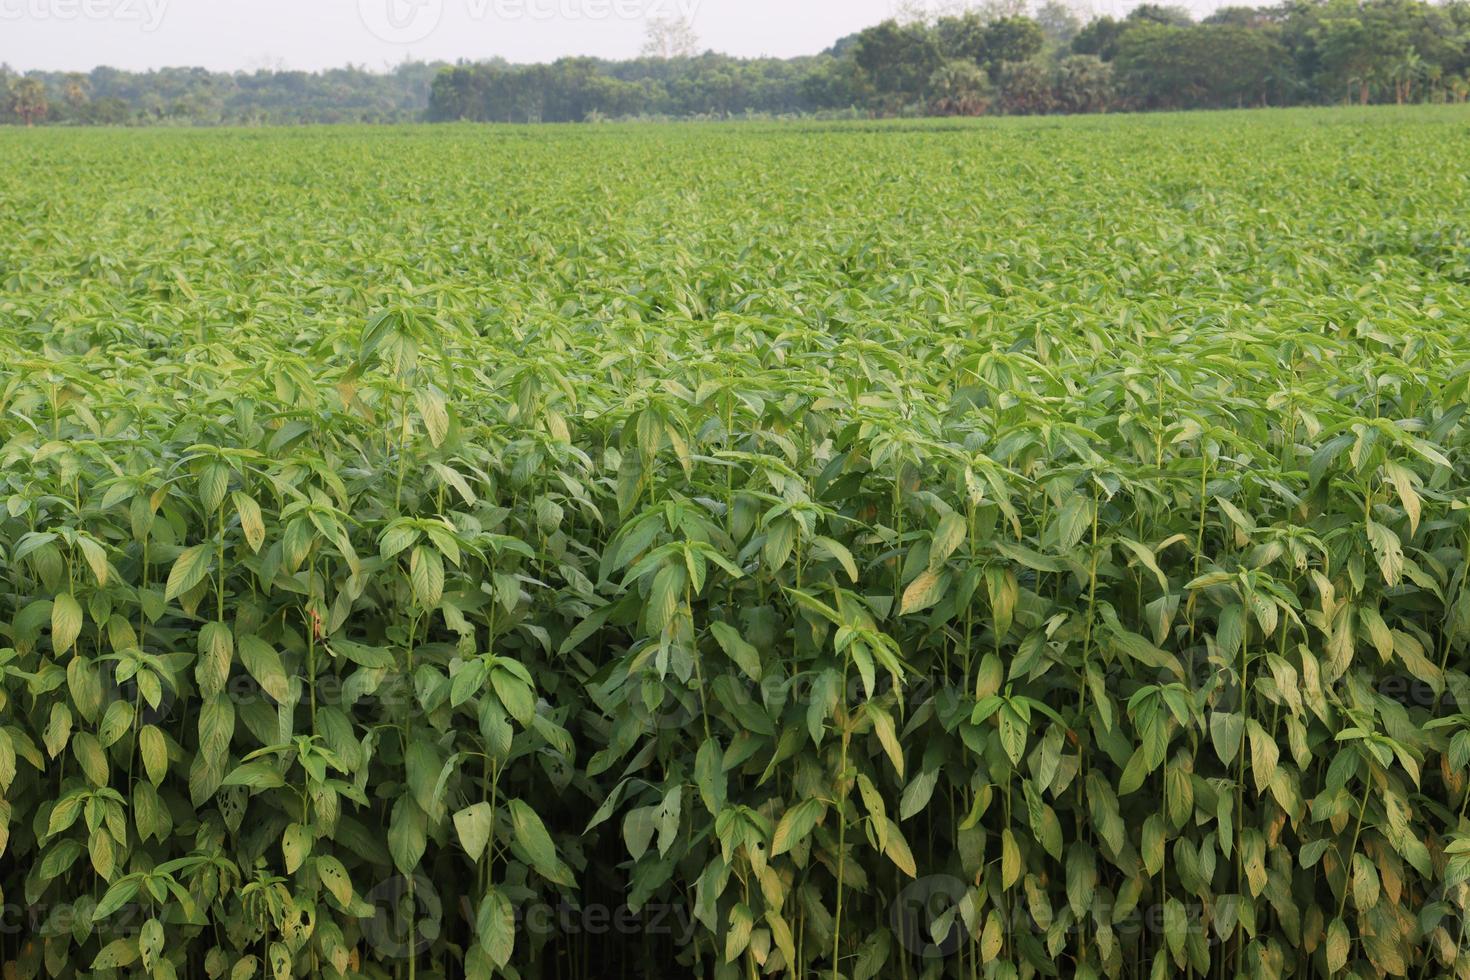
(900, 569, 946, 616)
(316, 854, 354, 907)
(51, 593, 83, 655)
(233, 491, 266, 552)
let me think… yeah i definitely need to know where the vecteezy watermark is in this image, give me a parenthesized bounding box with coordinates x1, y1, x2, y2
(357, 0, 443, 43)
(364, 874, 444, 959)
(0, 0, 168, 31)
(2, 899, 152, 938)
(357, 0, 702, 45)
(518, 899, 699, 944)
(891, 875, 969, 959)
(888, 886, 1236, 961)
(362, 873, 698, 963)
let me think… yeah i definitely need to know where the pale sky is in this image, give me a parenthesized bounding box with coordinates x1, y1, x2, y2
(0, 0, 1221, 73)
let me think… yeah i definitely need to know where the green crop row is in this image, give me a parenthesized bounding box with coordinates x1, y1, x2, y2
(2, 108, 1470, 979)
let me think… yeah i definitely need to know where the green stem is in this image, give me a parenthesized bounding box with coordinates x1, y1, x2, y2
(1336, 772, 1373, 922)
(831, 666, 852, 980)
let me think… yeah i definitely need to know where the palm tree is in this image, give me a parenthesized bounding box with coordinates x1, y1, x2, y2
(63, 73, 91, 116)
(1391, 48, 1424, 104)
(7, 77, 48, 126)
(927, 59, 991, 116)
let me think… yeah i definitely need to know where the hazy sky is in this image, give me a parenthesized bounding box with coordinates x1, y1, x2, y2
(0, 0, 1218, 73)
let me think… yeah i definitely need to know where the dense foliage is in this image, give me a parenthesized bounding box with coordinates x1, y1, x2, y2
(2, 107, 1470, 980)
(5, 0, 1470, 127)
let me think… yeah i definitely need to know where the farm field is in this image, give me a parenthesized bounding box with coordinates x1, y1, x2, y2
(2, 106, 1470, 979)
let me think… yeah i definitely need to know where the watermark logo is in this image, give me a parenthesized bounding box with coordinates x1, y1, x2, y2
(358, 0, 444, 44)
(0, 0, 168, 31)
(97, 657, 178, 728)
(890, 875, 968, 959)
(364, 874, 444, 959)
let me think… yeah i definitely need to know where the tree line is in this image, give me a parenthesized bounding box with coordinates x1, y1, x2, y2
(4, 0, 1470, 127)
(0, 63, 439, 127)
(428, 0, 1470, 121)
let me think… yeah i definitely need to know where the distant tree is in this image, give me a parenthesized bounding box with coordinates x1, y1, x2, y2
(1205, 6, 1276, 28)
(996, 58, 1057, 113)
(801, 56, 868, 110)
(87, 97, 133, 125)
(1035, 1, 1084, 44)
(1053, 54, 1116, 111)
(8, 77, 48, 126)
(429, 65, 478, 121)
(1128, 4, 1195, 26)
(642, 15, 700, 59)
(931, 11, 1047, 71)
(936, 11, 990, 63)
(1389, 46, 1425, 103)
(852, 19, 945, 103)
(928, 59, 993, 114)
(1218, 23, 1297, 105)
(1072, 16, 1127, 61)
(1115, 22, 1295, 109)
(826, 32, 864, 58)
(1313, 14, 1392, 103)
(983, 17, 1046, 67)
(62, 73, 91, 118)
